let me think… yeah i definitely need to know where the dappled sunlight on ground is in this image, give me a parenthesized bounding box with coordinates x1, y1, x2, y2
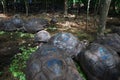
(0, 14, 7, 18)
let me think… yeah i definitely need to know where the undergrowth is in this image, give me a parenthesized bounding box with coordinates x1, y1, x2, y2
(9, 46, 37, 80)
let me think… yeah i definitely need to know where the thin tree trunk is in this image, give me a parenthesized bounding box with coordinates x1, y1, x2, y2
(46, 0, 47, 12)
(25, 1, 29, 16)
(64, 0, 68, 16)
(14, 0, 16, 13)
(1, 0, 6, 14)
(86, 0, 91, 31)
(98, 0, 111, 35)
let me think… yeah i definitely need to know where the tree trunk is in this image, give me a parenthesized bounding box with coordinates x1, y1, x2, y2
(86, 0, 91, 31)
(64, 0, 68, 16)
(14, 0, 16, 13)
(46, 0, 48, 12)
(98, 0, 111, 35)
(109, 0, 116, 15)
(25, 1, 29, 16)
(1, 0, 6, 14)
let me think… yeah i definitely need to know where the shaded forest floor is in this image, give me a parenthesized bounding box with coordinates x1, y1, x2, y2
(0, 12, 120, 80)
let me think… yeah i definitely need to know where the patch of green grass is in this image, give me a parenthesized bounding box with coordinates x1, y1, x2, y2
(75, 62, 87, 80)
(0, 31, 34, 39)
(9, 46, 37, 80)
(14, 32, 34, 39)
(77, 31, 95, 42)
(47, 25, 58, 32)
(0, 71, 3, 76)
(0, 31, 5, 35)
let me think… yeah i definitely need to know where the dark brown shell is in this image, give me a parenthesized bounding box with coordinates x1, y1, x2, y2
(24, 18, 49, 33)
(26, 44, 83, 80)
(3, 20, 17, 31)
(77, 43, 120, 80)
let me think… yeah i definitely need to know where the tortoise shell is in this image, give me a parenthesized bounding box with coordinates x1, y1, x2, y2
(3, 20, 17, 31)
(26, 44, 83, 80)
(24, 18, 49, 33)
(77, 43, 120, 80)
(96, 33, 120, 53)
(48, 32, 84, 57)
(10, 14, 24, 28)
(34, 30, 51, 43)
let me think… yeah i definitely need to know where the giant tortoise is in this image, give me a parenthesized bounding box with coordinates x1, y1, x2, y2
(24, 18, 49, 33)
(77, 43, 120, 80)
(96, 33, 120, 53)
(26, 44, 83, 80)
(48, 32, 87, 57)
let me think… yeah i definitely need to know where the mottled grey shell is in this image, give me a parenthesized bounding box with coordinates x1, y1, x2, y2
(96, 33, 120, 53)
(10, 15, 24, 28)
(48, 32, 84, 57)
(111, 26, 120, 36)
(77, 43, 120, 80)
(34, 30, 51, 43)
(26, 44, 83, 80)
(3, 20, 17, 31)
(0, 18, 6, 30)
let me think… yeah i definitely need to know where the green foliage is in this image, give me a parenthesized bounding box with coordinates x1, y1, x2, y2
(9, 46, 37, 80)
(77, 31, 95, 42)
(115, 0, 120, 14)
(75, 62, 87, 80)
(1, 0, 120, 15)
(0, 31, 34, 39)
(47, 25, 58, 32)
(14, 32, 34, 38)
(0, 71, 3, 76)
(0, 31, 5, 35)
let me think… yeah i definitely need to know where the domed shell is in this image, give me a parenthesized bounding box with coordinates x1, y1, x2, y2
(24, 18, 49, 33)
(48, 32, 84, 57)
(34, 30, 51, 43)
(26, 44, 83, 80)
(0, 18, 6, 30)
(77, 43, 120, 80)
(10, 14, 24, 28)
(3, 20, 17, 31)
(96, 33, 120, 53)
